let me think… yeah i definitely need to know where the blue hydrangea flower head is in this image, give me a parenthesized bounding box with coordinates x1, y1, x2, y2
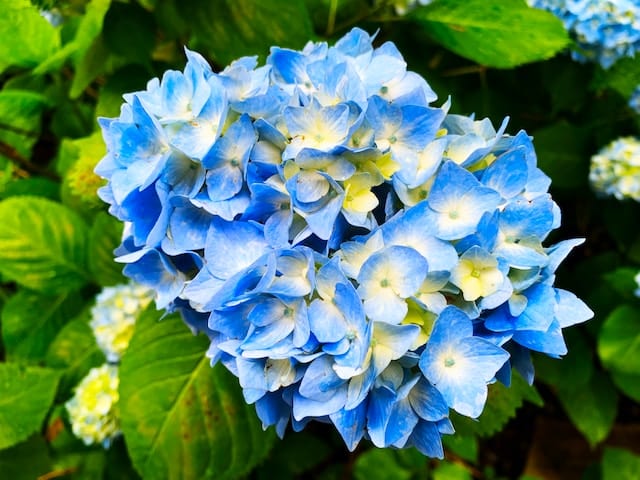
(528, 0, 640, 68)
(96, 27, 592, 456)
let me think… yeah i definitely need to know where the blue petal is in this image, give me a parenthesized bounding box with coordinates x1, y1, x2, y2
(329, 403, 367, 451)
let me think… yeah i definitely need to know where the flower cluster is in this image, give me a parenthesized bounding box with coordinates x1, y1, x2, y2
(590, 136, 640, 201)
(96, 28, 592, 456)
(90, 282, 153, 362)
(65, 364, 120, 446)
(528, 0, 640, 69)
(66, 282, 150, 446)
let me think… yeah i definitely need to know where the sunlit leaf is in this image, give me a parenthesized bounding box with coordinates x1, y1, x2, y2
(0, 364, 60, 449)
(411, 0, 569, 68)
(0, 196, 90, 293)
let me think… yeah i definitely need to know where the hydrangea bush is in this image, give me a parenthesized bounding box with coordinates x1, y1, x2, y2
(95, 28, 592, 455)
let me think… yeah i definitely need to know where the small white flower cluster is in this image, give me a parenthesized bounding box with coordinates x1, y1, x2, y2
(90, 283, 153, 363)
(590, 136, 640, 201)
(66, 283, 152, 446)
(65, 364, 120, 446)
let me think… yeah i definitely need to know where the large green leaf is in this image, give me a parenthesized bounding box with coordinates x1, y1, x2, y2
(411, 0, 569, 68)
(120, 308, 275, 480)
(0, 196, 91, 293)
(557, 370, 618, 447)
(88, 212, 126, 287)
(45, 313, 106, 398)
(0, 364, 60, 449)
(179, 0, 314, 66)
(598, 305, 640, 376)
(0, 435, 53, 480)
(602, 448, 640, 480)
(2, 289, 83, 362)
(0, 0, 60, 74)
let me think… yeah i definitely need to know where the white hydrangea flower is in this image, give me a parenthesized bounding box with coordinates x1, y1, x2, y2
(90, 283, 153, 363)
(65, 364, 120, 446)
(589, 136, 640, 201)
(635, 271, 640, 298)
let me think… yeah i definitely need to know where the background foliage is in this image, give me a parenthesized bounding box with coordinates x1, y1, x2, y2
(0, 0, 639, 478)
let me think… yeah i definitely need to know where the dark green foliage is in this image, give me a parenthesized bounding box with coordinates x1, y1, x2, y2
(0, 0, 638, 478)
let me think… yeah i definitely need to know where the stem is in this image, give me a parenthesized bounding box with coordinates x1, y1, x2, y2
(0, 141, 60, 181)
(326, 0, 339, 37)
(37, 468, 78, 480)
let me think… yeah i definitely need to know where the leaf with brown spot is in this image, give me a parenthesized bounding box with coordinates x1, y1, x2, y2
(119, 307, 276, 480)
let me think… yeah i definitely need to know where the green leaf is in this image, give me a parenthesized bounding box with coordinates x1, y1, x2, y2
(0, 364, 60, 449)
(601, 447, 640, 480)
(51, 98, 95, 139)
(610, 370, 640, 403)
(353, 448, 414, 480)
(103, 2, 155, 65)
(179, 0, 314, 66)
(257, 431, 332, 479)
(0, 435, 53, 480)
(432, 461, 472, 480)
(592, 56, 640, 98)
(442, 433, 478, 463)
(45, 314, 106, 398)
(0, 89, 48, 159)
(602, 268, 639, 300)
(0, 196, 90, 293)
(120, 308, 275, 480)
(598, 305, 640, 375)
(531, 121, 590, 189)
(452, 373, 542, 437)
(69, 34, 128, 99)
(89, 212, 125, 287)
(411, 0, 569, 68)
(34, 0, 112, 75)
(0, 177, 60, 201)
(95, 65, 152, 118)
(52, 449, 107, 480)
(556, 370, 618, 447)
(0, 0, 60, 74)
(535, 329, 593, 391)
(2, 290, 83, 362)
